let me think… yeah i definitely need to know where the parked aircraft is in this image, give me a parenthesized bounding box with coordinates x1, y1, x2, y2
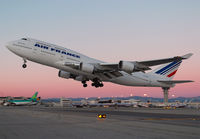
(4, 92, 39, 106)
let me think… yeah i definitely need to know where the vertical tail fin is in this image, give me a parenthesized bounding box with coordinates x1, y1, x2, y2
(31, 92, 38, 99)
(151, 60, 182, 80)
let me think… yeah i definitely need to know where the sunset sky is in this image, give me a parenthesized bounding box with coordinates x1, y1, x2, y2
(0, 0, 199, 98)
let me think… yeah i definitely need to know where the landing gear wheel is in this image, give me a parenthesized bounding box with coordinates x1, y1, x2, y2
(83, 84, 88, 87)
(82, 81, 86, 84)
(22, 64, 27, 68)
(82, 80, 88, 88)
(95, 84, 99, 88)
(91, 78, 104, 88)
(99, 83, 104, 87)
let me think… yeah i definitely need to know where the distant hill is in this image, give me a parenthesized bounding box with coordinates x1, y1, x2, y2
(42, 96, 200, 103)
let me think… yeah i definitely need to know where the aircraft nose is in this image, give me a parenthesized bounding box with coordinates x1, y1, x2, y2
(5, 41, 14, 50)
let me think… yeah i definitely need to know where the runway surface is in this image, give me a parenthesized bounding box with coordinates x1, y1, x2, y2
(0, 106, 200, 139)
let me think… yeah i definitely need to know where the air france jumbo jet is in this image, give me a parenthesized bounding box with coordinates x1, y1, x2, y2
(6, 38, 193, 102)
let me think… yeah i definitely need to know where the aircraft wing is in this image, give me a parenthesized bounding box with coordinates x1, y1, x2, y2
(136, 53, 193, 67)
(57, 53, 193, 78)
(64, 62, 80, 69)
(56, 61, 80, 69)
(99, 53, 193, 73)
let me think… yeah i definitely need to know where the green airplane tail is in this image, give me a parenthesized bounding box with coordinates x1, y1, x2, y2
(31, 92, 38, 100)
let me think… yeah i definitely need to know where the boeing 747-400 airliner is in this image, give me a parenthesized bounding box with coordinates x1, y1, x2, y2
(6, 38, 193, 102)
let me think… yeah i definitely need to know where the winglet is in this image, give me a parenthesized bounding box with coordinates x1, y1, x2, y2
(181, 53, 193, 59)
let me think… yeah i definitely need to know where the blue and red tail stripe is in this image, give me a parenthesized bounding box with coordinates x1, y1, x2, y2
(167, 70, 178, 77)
(155, 60, 182, 75)
(161, 61, 182, 75)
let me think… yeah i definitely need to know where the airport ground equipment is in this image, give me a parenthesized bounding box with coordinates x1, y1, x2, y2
(98, 114, 107, 119)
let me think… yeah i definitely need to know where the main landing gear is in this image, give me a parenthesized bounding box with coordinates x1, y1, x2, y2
(91, 78, 104, 88)
(82, 81, 88, 88)
(22, 59, 27, 68)
(81, 78, 104, 88)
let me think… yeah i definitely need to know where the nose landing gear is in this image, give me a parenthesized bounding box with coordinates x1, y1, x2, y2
(22, 64, 27, 68)
(22, 59, 27, 68)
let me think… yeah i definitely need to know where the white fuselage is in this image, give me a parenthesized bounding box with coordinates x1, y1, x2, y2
(6, 38, 172, 88)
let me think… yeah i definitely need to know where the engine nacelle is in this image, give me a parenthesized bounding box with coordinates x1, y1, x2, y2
(58, 70, 71, 79)
(80, 63, 95, 74)
(118, 61, 135, 73)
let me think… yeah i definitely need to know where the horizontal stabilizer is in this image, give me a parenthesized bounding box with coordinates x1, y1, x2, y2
(158, 80, 194, 84)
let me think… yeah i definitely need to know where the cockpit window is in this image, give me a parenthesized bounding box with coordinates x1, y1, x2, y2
(21, 38, 27, 40)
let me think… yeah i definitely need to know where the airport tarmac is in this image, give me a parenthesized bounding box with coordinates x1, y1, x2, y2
(0, 106, 200, 139)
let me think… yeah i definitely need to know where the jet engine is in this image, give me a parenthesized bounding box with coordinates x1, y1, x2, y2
(58, 70, 71, 79)
(118, 61, 135, 73)
(80, 63, 95, 74)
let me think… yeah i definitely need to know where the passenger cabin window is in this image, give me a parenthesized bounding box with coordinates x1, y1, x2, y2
(21, 38, 27, 40)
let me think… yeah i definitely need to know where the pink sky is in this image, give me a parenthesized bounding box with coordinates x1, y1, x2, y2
(0, 1, 199, 98)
